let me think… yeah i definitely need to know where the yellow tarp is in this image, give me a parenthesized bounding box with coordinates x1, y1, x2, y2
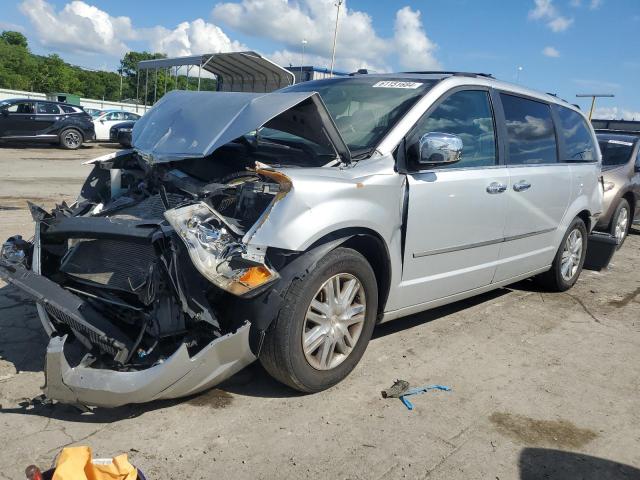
(52, 446, 137, 480)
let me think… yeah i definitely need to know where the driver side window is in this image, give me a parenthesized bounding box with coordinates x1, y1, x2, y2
(411, 90, 497, 169)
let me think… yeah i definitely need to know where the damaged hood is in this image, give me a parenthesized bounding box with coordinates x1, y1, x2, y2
(132, 90, 351, 164)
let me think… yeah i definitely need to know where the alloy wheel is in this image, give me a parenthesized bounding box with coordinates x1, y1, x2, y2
(64, 130, 81, 148)
(614, 206, 629, 244)
(302, 273, 366, 371)
(560, 228, 583, 282)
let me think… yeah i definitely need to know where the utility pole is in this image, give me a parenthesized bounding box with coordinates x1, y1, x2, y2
(118, 68, 123, 101)
(329, 0, 343, 75)
(576, 93, 615, 120)
(300, 39, 307, 75)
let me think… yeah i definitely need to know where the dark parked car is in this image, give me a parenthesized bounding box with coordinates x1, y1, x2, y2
(595, 132, 640, 247)
(109, 121, 134, 148)
(0, 98, 95, 149)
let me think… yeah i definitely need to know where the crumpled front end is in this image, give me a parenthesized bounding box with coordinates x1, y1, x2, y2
(0, 152, 299, 407)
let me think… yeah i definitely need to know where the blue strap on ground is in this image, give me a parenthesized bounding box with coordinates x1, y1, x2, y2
(399, 384, 451, 410)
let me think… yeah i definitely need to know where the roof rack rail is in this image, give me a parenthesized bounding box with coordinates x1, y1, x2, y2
(401, 71, 494, 78)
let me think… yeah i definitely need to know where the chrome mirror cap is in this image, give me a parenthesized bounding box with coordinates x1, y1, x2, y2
(418, 132, 463, 166)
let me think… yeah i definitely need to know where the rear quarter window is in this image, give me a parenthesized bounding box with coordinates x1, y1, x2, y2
(556, 106, 596, 162)
(60, 104, 79, 113)
(500, 93, 558, 165)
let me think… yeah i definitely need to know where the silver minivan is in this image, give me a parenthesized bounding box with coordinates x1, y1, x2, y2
(0, 72, 602, 407)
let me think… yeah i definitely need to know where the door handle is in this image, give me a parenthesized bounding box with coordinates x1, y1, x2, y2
(486, 182, 508, 194)
(513, 181, 531, 192)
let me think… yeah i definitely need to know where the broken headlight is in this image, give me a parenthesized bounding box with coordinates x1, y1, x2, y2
(1, 235, 32, 267)
(164, 203, 278, 296)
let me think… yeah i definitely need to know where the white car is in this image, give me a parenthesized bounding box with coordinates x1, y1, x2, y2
(93, 110, 141, 141)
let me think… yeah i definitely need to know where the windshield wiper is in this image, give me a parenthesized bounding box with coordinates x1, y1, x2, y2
(350, 148, 373, 160)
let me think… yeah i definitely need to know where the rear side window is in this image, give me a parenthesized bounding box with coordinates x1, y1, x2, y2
(410, 90, 497, 169)
(126, 112, 140, 120)
(556, 106, 596, 161)
(501, 94, 557, 165)
(37, 103, 61, 114)
(60, 104, 78, 113)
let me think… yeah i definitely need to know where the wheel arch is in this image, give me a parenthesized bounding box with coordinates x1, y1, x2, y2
(576, 209, 592, 232)
(307, 227, 393, 316)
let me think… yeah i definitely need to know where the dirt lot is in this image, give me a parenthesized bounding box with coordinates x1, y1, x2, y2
(0, 144, 639, 479)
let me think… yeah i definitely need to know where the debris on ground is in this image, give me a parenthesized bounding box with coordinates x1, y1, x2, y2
(381, 380, 451, 410)
(381, 379, 410, 398)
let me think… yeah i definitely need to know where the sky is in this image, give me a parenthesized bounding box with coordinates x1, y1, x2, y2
(1, 0, 639, 119)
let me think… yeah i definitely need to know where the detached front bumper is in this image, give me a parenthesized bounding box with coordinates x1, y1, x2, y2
(0, 262, 256, 408)
(44, 324, 254, 408)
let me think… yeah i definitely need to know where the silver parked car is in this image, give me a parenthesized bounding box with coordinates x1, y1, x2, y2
(594, 133, 640, 247)
(0, 73, 602, 407)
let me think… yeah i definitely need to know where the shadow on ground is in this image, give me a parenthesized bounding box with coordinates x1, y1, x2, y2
(519, 448, 640, 480)
(0, 284, 49, 372)
(373, 288, 509, 339)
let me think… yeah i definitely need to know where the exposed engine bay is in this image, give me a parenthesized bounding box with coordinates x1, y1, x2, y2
(24, 146, 298, 370)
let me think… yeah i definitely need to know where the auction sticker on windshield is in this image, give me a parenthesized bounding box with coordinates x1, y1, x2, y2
(372, 81, 423, 89)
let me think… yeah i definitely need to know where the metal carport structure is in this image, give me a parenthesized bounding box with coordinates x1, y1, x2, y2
(136, 51, 295, 110)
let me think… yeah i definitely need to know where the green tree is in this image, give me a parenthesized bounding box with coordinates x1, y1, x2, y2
(1, 31, 28, 48)
(0, 31, 217, 104)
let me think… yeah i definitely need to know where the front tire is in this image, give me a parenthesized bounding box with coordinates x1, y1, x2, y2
(536, 217, 587, 292)
(260, 247, 378, 393)
(610, 198, 630, 249)
(59, 128, 83, 150)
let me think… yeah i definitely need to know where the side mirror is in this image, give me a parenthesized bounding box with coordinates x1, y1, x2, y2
(408, 132, 463, 167)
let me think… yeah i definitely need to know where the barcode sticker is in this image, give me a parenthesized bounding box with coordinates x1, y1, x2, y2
(372, 81, 423, 89)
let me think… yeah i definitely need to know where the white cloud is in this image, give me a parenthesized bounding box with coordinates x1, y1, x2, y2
(593, 107, 640, 121)
(19, 0, 136, 55)
(19, 0, 442, 72)
(393, 7, 440, 70)
(570, 0, 602, 9)
(0, 21, 26, 32)
(529, 0, 573, 32)
(212, 0, 439, 72)
(542, 46, 560, 57)
(147, 19, 245, 58)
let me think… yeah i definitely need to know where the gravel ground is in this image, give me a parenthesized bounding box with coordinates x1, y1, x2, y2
(0, 144, 638, 480)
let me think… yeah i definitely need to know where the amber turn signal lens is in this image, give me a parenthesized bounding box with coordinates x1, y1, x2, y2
(238, 265, 273, 287)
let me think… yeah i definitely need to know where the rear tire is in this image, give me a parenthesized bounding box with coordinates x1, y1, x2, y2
(60, 128, 83, 150)
(609, 198, 630, 249)
(260, 247, 378, 393)
(536, 217, 587, 292)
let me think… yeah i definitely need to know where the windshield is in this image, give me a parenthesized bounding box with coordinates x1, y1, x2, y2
(283, 77, 436, 153)
(598, 138, 636, 167)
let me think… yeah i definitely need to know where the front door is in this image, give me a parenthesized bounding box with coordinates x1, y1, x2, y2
(2, 101, 37, 137)
(400, 88, 508, 308)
